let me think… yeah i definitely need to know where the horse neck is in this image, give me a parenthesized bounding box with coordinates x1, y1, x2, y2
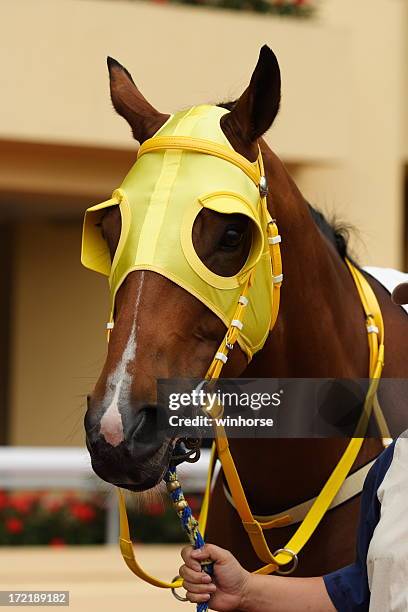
(252, 142, 369, 379)
(231, 145, 378, 514)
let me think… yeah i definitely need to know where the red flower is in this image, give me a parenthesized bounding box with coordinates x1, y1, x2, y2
(70, 503, 96, 523)
(5, 517, 24, 534)
(44, 499, 63, 513)
(0, 491, 8, 510)
(9, 494, 35, 514)
(49, 537, 66, 547)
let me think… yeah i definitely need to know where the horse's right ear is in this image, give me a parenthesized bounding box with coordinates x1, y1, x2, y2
(107, 57, 169, 144)
(221, 45, 281, 146)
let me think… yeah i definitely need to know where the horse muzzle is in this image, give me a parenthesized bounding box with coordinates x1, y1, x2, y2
(84, 403, 173, 491)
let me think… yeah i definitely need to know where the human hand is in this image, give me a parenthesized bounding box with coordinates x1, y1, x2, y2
(179, 544, 251, 611)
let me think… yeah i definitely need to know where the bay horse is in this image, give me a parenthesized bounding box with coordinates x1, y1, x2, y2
(83, 46, 408, 578)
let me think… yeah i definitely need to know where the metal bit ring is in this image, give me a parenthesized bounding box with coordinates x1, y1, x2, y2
(171, 576, 188, 602)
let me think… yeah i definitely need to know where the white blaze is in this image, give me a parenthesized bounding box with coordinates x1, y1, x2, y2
(99, 273, 145, 446)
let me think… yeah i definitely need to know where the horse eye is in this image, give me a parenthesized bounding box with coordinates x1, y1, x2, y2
(219, 227, 245, 250)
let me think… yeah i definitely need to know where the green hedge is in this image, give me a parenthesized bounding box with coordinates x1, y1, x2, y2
(170, 0, 316, 16)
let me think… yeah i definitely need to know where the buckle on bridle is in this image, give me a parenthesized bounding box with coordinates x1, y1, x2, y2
(274, 548, 299, 575)
(259, 175, 269, 198)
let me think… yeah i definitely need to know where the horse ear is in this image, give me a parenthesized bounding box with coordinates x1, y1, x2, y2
(222, 45, 281, 144)
(107, 57, 169, 144)
(392, 282, 408, 306)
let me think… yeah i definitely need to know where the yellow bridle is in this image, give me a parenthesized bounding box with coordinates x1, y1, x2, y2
(114, 136, 390, 592)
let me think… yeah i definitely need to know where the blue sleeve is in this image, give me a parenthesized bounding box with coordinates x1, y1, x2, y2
(323, 442, 395, 611)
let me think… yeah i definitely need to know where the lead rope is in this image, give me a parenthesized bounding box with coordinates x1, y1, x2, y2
(164, 448, 213, 612)
(163, 178, 276, 607)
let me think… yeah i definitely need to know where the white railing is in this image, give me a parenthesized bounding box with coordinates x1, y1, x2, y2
(0, 447, 210, 544)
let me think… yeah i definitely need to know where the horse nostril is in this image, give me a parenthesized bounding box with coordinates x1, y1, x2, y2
(86, 394, 91, 409)
(84, 408, 101, 447)
(128, 404, 167, 451)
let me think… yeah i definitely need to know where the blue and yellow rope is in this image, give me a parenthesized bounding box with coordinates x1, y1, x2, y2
(165, 463, 213, 611)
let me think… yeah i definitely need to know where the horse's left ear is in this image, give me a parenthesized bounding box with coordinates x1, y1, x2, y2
(222, 45, 281, 145)
(107, 57, 169, 144)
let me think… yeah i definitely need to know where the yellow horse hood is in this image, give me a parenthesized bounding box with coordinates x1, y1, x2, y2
(81, 104, 275, 359)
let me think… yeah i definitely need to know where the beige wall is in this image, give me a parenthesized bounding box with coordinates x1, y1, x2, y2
(2, 0, 350, 161)
(2, 0, 408, 445)
(10, 220, 109, 445)
(317, 0, 408, 267)
(0, 140, 138, 216)
(2, 0, 406, 267)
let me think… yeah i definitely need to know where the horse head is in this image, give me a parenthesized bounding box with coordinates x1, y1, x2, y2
(83, 46, 281, 491)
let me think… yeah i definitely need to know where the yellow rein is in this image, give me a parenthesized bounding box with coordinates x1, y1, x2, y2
(117, 138, 389, 591)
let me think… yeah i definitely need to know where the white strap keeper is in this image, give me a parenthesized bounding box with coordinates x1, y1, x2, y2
(231, 319, 244, 330)
(106, 322, 114, 330)
(367, 324, 379, 334)
(273, 274, 283, 284)
(268, 235, 282, 245)
(238, 295, 249, 306)
(215, 352, 228, 364)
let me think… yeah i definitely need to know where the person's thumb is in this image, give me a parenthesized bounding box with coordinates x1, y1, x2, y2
(191, 544, 231, 564)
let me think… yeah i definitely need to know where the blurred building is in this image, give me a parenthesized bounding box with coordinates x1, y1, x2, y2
(0, 0, 407, 446)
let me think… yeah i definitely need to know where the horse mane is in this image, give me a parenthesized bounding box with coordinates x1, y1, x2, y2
(217, 101, 353, 263)
(308, 206, 352, 261)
